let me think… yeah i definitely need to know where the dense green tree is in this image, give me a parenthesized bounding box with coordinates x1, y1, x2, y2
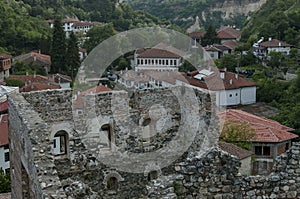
(84, 23, 117, 53)
(0, 169, 10, 193)
(267, 51, 285, 68)
(201, 25, 220, 46)
(65, 32, 80, 80)
(50, 18, 66, 74)
(219, 54, 237, 72)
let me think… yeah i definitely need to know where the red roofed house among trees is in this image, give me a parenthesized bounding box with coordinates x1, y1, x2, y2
(181, 68, 257, 106)
(218, 109, 298, 175)
(0, 54, 12, 82)
(217, 26, 241, 43)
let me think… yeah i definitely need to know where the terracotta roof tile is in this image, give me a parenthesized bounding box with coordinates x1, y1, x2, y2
(0, 101, 8, 112)
(260, 39, 292, 48)
(74, 85, 112, 109)
(184, 69, 256, 91)
(72, 21, 93, 27)
(13, 52, 51, 66)
(217, 26, 241, 40)
(189, 31, 206, 39)
(0, 54, 12, 59)
(218, 141, 253, 159)
(137, 48, 181, 59)
(8, 75, 52, 85)
(218, 109, 298, 143)
(222, 40, 243, 50)
(0, 114, 9, 147)
(19, 83, 61, 92)
(0, 193, 11, 199)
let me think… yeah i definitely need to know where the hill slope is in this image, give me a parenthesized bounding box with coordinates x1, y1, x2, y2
(127, 0, 267, 29)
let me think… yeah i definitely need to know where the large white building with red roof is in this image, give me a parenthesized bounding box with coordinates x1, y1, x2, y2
(218, 109, 298, 175)
(132, 44, 184, 71)
(181, 68, 257, 106)
(46, 18, 94, 37)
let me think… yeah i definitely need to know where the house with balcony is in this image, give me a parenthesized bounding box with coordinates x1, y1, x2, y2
(218, 109, 298, 175)
(130, 43, 184, 72)
(253, 38, 292, 57)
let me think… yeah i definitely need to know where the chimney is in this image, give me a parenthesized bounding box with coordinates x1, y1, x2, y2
(279, 42, 281, 47)
(34, 72, 36, 78)
(269, 37, 272, 41)
(26, 71, 29, 76)
(235, 73, 238, 79)
(220, 71, 225, 79)
(229, 79, 233, 85)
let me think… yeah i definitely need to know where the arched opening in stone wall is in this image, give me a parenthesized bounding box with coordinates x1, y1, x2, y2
(53, 130, 69, 155)
(147, 170, 158, 181)
(107, 176, 118, 191)
(100, 124, 112, 148)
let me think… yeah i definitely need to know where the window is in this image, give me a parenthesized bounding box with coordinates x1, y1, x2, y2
(53, 131, 68, 155)
(4, 144, 9, 150)
(236, 93, 238, 96)
(101, 124, 112, 148)
(255, 146, 270, 156)
(4, 152, 9, 162)
(255, 146, 262, 155)
(263, 146, 270, 155)
(229, 94, 232, 97)
(285, 143, 289, 150)
(148, 170, 158, 181)
(107, 177, 118, 191)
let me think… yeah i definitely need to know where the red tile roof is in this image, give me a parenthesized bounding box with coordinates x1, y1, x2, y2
(260, 39, 292, 48)
(189, 31, 206, 39)
(13, 52, 51, 66)
(184, 69, 256, 91)
(9, 75, 51, 84)
(0, 54, 12, 59)
(0, 114, 8, 147)
(72, 21, 93, 27)
(0, 101, 8, 112)
(52, 74, 72, 83)
(222, 40, 243, 50)
(74, 85, 112, 109)
(218, 141, 253, 159)
(0, 193, 11, 199)
(218, 109, 298, 143)
(217, 26, 241, 40)
(19, 83, 60, 92)
(136, 48, 181, 59)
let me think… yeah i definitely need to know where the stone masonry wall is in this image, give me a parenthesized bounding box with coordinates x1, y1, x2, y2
(8, 88, 300, 199)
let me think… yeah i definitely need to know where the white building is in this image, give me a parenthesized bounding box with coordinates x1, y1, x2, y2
(253, 38, 292, 57)
(180, 69, 257, 106)
(46, 18, 94, 37)
(130, 44, 184, 71)
(0, 114, 9, 174)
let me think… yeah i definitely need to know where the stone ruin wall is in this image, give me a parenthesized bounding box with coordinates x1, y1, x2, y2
(8, 88, 300, 199)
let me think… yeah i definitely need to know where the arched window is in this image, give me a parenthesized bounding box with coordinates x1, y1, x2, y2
(53, 131, 68, 155)
(101, 124, 112, 148)
(107, 177, 118, 191)
(148, 170, 158, 181)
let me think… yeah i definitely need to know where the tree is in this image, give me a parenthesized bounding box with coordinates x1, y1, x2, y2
(84, 23, 117, 53)
(267, 51, 284, 68)
(219, 54, 237, 72)
(201, 25, 220, 46)
(50, 18, 67, 74)
(0, 169, 10, 193)
(220, 120, 256, 150)
(65, 32, 80, 80)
